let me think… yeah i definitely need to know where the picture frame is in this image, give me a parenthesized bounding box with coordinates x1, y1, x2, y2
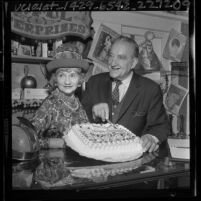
(88, 24, 119, 69)
(164, 83, 188, 115)
(163, 29, 187, 62)
(121, 25, 169, 73)
(17, 44, 32, 56)
(170, 62, 188, 86)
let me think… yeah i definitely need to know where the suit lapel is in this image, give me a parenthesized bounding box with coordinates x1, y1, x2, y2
(103, 74, 112, 100)
(100, 74, 114, 120)
(116, 72, 141, 123)
(100, 74, 112, 106)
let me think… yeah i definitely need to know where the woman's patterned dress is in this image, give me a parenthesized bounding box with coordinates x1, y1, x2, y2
(30, 88, 89, 148)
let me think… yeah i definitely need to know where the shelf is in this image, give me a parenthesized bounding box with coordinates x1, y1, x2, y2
(12, 99, 43, 109)
(12, 55, 53, 64)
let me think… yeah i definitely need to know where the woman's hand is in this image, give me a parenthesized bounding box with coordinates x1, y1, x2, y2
(48, 138, 66, 149)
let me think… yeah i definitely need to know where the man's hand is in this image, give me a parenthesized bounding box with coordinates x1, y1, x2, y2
(142, 151, 159, 164)
(141, 134, 159, 153)
(92, 103, 109, 122)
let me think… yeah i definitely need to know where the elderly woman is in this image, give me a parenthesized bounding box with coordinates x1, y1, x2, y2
(30, 43, 90, 149)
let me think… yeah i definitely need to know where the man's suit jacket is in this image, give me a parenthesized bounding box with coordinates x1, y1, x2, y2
(82, 71, 170, 143)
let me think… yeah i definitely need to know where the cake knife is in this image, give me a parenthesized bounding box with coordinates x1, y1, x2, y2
(106, 119, 118, 128)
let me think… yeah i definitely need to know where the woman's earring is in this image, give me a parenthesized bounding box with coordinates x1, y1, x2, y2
(78, 78, 83, 87)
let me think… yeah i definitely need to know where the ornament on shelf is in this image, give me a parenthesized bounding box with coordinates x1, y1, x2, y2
(42, 43, 48, 58)
(31, 46, 35, 56)
(20, 65, 37, 90)
(62, 36, 66, 41)
(36, 42, 42, 57)
(21, 36, 25, 42)
(11, 40, 19, 55)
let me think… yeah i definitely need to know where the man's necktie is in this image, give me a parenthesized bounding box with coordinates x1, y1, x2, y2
(112, 79, 122, 105)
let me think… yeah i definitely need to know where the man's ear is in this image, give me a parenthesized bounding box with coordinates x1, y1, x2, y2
(131, 58, 138, 70)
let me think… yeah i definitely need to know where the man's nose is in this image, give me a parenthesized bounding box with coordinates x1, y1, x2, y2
(109, 56, 116, 66)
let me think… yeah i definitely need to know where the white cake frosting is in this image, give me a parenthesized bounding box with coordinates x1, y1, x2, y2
(63, 123, 144, 162)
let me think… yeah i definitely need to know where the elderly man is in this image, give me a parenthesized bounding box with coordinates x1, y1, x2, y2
(82, 36, 170, 152)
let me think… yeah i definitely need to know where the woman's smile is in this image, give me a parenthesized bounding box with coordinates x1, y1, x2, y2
(110, 65, 120, 70)
(55, 68, 81, 95)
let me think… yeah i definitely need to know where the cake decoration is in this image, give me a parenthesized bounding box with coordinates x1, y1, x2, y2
(63, 123, 144, 162)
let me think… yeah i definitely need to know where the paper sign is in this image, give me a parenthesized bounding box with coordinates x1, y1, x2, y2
(168, 138, 190, 160)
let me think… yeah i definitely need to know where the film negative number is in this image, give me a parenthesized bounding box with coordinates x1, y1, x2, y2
(12, 0, 192, 12)
(136, 1, 146, 9)
(135, 0, 191, 10)
(68, 0, 95, 11)
(136, 0, 172, 9)
(146, 0, 160, 9)
(76, 1, 95, 10)
(163, 0, 172, 8)
(85, 1, 94, 10)
(172, 0, 191, 10)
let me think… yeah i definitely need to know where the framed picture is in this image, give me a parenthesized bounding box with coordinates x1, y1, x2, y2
(88, 24, 119, 69)
(163, 29, 187, 62)
(164, 83, 188, 115)
(92, 61, 109, 76)
(121, 25, 169, 73)
(11, 40, 19, 55)
(17, 44, 32, 56)
(171, 62, 188, 86)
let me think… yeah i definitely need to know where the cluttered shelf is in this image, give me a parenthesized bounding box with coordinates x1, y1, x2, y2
(12, 55, 53, 64)
(12, 99, 43, 113)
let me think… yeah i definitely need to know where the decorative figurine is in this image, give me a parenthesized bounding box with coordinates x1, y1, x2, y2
(20, 65, 37, 89)
(137, 31, 163, 72)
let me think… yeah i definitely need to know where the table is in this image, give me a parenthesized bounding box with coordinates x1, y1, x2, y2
(12, 141, 190, 192)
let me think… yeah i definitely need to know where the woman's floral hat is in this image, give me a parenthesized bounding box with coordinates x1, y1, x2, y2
(46, 43, 90, 73)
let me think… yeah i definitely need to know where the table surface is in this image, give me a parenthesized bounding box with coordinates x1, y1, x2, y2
(12, 141, 190, 190)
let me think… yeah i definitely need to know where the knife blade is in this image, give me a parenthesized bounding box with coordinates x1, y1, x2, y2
(106, 119, 118, 128)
